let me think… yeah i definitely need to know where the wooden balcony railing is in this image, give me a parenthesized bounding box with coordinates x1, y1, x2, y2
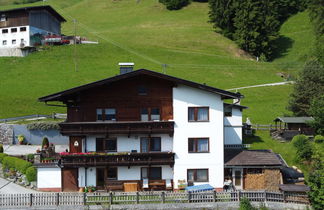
(60, 152, 175, 167)
(59, 121, 174, 136)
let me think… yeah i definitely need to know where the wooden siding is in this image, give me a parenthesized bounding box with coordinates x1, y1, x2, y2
(69, 136, 82, 153)
(66, 75, 173, 122)
(0, 11, 29, 28)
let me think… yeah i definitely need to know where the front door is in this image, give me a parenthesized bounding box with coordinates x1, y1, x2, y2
(70, 136, 82, 153)
(62, 168, 78, 192)
(233, 169, 243, 190)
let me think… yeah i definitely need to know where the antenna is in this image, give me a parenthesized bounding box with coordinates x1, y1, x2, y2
(162, 64, 167, 74)
(73, 19, 78, 72)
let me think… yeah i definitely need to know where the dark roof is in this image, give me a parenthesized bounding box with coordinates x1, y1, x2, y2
(274, 117, 314, 124)
(0, 6, 66, 22)
(224, 103, 248, 110)
(279, 184, 310, 192)
(39, 69, 243, 102)
(224, 149, 283, 167)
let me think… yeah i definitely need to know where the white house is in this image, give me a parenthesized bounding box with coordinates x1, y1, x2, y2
(0, 6, 65, 56)
(36, 67, 258, 192)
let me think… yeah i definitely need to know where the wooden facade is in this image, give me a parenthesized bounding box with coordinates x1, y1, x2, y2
(62, 168, 78, 192)
(0, 11, 28, 28)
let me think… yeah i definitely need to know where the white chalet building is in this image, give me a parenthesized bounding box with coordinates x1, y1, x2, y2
(36, 68, 283, 192)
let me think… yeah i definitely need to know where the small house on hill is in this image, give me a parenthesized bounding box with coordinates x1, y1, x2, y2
(0, 5, 66, 56)
(272, 117, 314, 140)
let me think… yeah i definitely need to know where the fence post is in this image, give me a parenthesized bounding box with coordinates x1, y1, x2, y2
(283, 191, 286, 203)
(56, 193, 60, 206)
(237, 191, 240, 202)
(83, 192, 86, 205)
(109, 192, 113, 205)
(188, 191, 191, 203)
(161, 191, 165, 204)
(263, 191, 266, 202)
(213, 190, 217, 202)
(136, 192, 139, 204)
(29, 193, 33, 207)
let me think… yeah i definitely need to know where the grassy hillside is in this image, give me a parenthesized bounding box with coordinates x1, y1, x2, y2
(0, 0, 314, 124)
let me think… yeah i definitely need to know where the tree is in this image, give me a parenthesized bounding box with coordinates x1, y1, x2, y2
(309, 95, 324, 135)
(159, 0, 190, 10)
(292, 135, 313, 162)
(288, 60, 324, 116)
(233, 0, 280, 60)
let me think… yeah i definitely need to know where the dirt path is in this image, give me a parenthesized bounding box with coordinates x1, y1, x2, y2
(226, 81, 294, 91)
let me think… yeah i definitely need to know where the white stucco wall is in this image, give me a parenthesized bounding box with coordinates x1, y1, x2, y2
(0, 26, 30, 48)
(224, 107, 243, 145)
(37, 167, 61, 189)
(173, 85, 225, 189)
(118, 165, 173, 180)
(78, 167, 96, 187)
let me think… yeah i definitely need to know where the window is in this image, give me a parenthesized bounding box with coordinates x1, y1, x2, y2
(188, 107, 209, 122)
(141, 167, 162, 180)
(138, 86, 147, 95)
(96, 108, 116, 121)
(11, 28, 17, 33)
(188, 138, 209, 153)
(0, 15, 6, 22)
(96, 138, 117, 152)
(140, 108, 160, 121)
(224, 106, 232, 117)
(187, 169, 208, 182)
(2, 29, 8, 34)
(20, 39, 24, 44)
(2, 40, 7, 45)
(20, 27, 26, 32)
(12, 39, 16, 45)
(140, 137, 161, 152)
(107, 167, 118, 180)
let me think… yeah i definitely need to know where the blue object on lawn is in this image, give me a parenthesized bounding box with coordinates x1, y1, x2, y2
(185, 184, 214, 192)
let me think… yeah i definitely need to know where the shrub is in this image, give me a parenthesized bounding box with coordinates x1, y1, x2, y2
(26, 167, 37, 182)
(0, 144, 3, 153)
(159, 0, 190, 10)
(26, 122, 60, 130)
(239, 197, 256, 210)
(0, 153, 7, 162)
(26, 154, 34, 161)
(2, 156, 32, 174)
(292, 135, 313, 161)
(42, 137, 49, 149)
(314, 135, 324, 143)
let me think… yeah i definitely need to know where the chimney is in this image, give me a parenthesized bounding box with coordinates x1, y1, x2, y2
(119, 62, 134, 74)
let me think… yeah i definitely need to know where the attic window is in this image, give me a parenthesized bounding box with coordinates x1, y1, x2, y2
(0, 15, 6, 22)
(138, 86, 147, 95)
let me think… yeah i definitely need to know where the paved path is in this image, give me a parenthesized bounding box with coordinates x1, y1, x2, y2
(0, 177, 36, 193)
(226, 81, 294, 91)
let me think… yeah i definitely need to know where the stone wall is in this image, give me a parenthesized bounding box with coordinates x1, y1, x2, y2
(0, 123, 14, 145)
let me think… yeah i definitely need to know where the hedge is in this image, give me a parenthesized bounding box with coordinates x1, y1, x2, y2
(0, 153, 7, 162)
(26, 166, 37, 182)
(2, 156, 32, 174)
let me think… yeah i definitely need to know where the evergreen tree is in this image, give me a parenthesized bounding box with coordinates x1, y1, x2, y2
(233, 0, 280, 60)
(288, 60, 324, 116)
(309, 95, 324, 135)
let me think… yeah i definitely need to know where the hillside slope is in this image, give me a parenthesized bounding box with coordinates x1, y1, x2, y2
(0, 0, 314, 123)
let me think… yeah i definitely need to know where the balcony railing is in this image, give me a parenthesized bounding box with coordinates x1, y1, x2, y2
(59, 121, 174, 136)
(60, 152, 175, 167)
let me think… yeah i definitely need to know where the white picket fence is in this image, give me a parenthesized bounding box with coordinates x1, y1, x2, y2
(0, 190, 309, 207)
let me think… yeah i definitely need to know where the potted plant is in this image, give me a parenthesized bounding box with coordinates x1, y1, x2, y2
(18, 135, 25, 145)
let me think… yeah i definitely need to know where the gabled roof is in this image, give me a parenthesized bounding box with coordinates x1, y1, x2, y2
(274, 117, 314, 124)
(0, 6, 66, 22)
(224, 149, 283, 167)
(39, 69, 243, 102)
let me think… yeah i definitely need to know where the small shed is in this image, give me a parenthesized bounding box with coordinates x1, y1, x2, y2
(273, 117, 314, 132)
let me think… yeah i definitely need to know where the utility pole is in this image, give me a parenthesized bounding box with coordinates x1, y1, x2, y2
(73, 19, 78, 72)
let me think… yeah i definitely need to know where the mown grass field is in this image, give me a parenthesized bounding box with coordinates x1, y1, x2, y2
(0, 0, 314, 125)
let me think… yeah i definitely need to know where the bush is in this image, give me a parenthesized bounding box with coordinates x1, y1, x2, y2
(0, 144, 3, 153)
(42, 137, 49, 149)
(2, 156, 32, 174)
(314, 135, 324, 143)
(26, 167, 37, 182)
(0, 153, 7, 162)
(159, 0, 190, 10)
(26, 154, 34, 161)
(239, 197, 257, 210)
(292, 135, 313, 161)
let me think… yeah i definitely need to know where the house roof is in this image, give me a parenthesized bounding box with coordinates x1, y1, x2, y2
(39, 69, 243, 102)
(224, 149, 283, 167)
(224, 103, 248, 110)
(279, 184, 310, 192)
(274, 117, 314, 124)
(0, 6, 66, 22)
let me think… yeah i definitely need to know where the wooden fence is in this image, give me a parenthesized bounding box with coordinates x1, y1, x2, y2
(252, 124, 275, 131)
(0, 191, 309, 207)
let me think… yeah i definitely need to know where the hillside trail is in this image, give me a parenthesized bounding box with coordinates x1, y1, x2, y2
(226, 81, 294, 91)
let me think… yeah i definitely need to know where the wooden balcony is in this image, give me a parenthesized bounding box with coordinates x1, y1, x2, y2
(59, 121, 174, 136)
(60, 152, 175, 167)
